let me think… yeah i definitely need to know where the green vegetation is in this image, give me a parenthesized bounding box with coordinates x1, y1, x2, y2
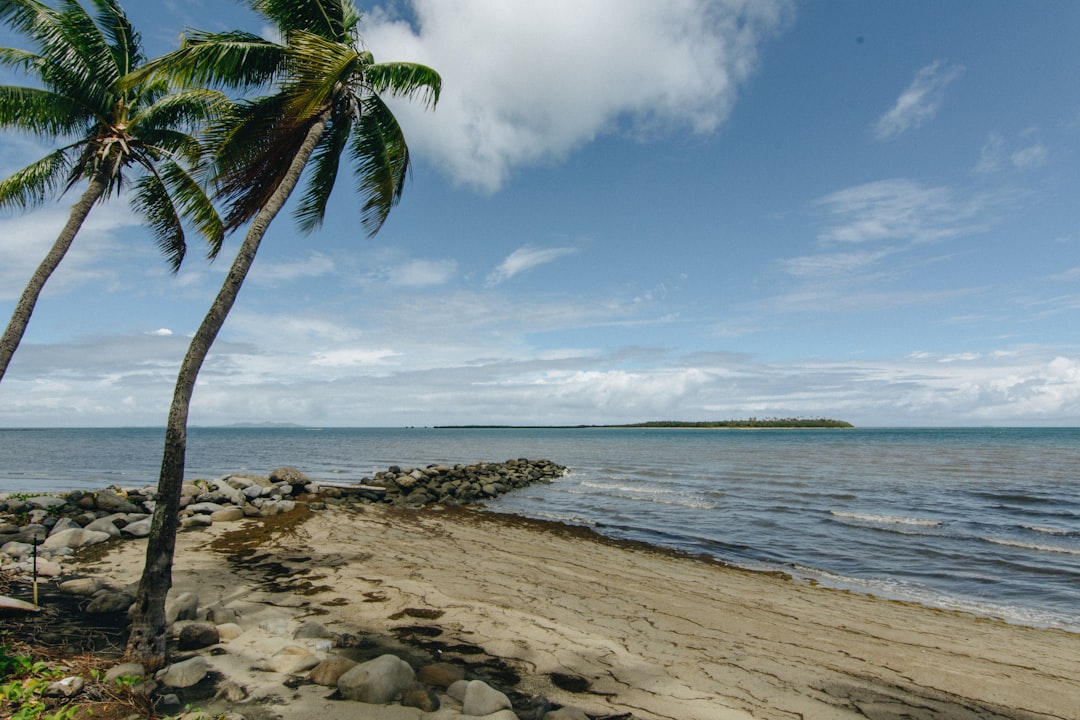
(439, 418, 854, 429)
(612, 418, 854, 429)
(0, 647, 76, 720)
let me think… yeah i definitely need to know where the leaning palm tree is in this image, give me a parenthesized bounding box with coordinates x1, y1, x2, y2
(0, 0, 225, 383)
(124, 0, 439, 667)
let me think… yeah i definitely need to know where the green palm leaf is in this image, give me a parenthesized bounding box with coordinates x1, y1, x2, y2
(0, 147, 71, 210)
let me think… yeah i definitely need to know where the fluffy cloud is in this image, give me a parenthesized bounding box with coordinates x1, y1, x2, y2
(364, 0, 793, 191)
(873, 60, 964, 140)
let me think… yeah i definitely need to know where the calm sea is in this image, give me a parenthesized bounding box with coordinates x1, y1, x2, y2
(1, 426, 1078, 631)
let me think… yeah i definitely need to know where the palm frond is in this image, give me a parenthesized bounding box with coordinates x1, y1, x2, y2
(129, 30, 285, 92)
(131, 87, 230, 137)
(250, 0, 354, 43)
(0, 84, 92, 134)
(281, 29, 358, 118)
(209, 95, 316, 232)
(0, 45, 42, 72)
(365, 61, 441, 108)
(90, 0, 142, 77)
(50, 0, 121, 107)
(0, 0, 56, 37)
(158, 159, 224, 259)
(130, 169, 186, 271)
(350, 92, 409, 236)
(0, 148, 73, 211)
(293, 105, 349, 233)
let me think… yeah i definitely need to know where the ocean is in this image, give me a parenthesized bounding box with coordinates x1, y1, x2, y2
(1, 426, 1078, 632)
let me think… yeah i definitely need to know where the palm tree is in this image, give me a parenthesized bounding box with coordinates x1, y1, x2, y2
(124, 0, 440, 667)
(0, 0, 225, 383)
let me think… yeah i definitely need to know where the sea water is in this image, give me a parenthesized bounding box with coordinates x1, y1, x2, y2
(1, 426, 1077, 631)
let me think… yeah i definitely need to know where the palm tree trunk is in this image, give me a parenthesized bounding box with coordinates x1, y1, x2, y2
(0, 175, 109, 383)
(125, 113, 331, 670)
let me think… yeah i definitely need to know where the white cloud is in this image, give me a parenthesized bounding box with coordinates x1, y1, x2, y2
(364, 0, 793, 191)
(873, 60, 964, 140)
(393, 259, 457, 287)
(310, 348, 401, 368)
(815, 179, 987, 245)
(975, 133, 1050, 174)
(486, 245, 578, 286)
(250, 252, 335, 285)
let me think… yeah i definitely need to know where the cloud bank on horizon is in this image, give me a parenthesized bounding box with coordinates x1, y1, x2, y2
(1, 0, 1079, 428)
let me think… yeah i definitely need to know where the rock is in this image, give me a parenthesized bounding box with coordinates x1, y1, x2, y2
(293, 620, 333, 639)
(337, 654, 415, 704)
(269, 467, 309, 488)
(308, 655, 357, 686)
(401, 680, 440, 711)
(104, 662, 146, 684)
(94, 489, 140, 513)
(215, 623, 243, 641)
(213, 680, 248, 703)
(11, 524, 47, 543)
(1, 541, 34, 559)
(58, 577, 103, 596)
(41, 528, 110, 550)
(544, 707, 591, 720)
(178, 622, 220, 650)
(85, 590, 133, 614)
(255, 645, 319, 674)
(156, 656, 208, 689)
(185, 502, 225, 515)
(120, 517, 152, 537)
(44, 676, 83, 698)
(19, 558, 62, 577)
(207, 605, 240, 625)
(209, 506, 245, 522)
(418, 661, 465, 688)
(166, 592, 199, 623)
(83, 517, 122, 538)
(47, 517, 81, 535)
(463, 679, 513, 716)
(180, 514, 213, 529)
(27, 496, 67, 509)
(446, 679, 468, 702)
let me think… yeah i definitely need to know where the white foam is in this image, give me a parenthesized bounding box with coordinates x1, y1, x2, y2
(830, 510, 942, 527)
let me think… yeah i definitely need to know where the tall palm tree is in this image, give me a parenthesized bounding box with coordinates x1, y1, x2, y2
(124, 0, 440, 667)
(0, 0, 225, 383)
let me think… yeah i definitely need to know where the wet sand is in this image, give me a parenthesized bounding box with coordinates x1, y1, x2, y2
(85, 504, 1080, 719)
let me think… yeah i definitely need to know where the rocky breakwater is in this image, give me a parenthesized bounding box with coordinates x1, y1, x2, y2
(0, 458, 567, 602)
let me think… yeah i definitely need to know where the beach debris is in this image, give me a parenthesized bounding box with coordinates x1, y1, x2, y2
(0, 594, 40, 611)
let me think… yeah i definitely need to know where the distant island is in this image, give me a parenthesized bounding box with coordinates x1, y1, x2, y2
(437, 418, 854, 429)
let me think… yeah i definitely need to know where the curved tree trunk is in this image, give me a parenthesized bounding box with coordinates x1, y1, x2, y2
(0, 175, 109, 383)
(125, 113, 331, 670)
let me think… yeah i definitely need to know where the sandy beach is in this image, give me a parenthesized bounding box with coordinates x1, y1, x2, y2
(59, 502, 1079, 720)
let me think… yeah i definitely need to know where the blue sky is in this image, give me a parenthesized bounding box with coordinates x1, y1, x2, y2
(2, 0, 1080, 427)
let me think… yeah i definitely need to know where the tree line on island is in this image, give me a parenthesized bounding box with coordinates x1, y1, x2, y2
(438, 418, 855, 429)
(0, 0, 440, 669)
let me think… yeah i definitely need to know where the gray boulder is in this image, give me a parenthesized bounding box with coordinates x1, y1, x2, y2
(156, 656, 208, 689)
(178, 622, 220, 650)
(41, 528, 110, 550)
(166, 591, 199, 623)
(121, 518, 152, 537)
(463, 679, 513, 716)
(337, 654, 415, 704)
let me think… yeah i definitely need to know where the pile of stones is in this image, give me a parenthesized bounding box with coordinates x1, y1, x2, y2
(0, 459, 614, 719)
(0, 458, 568, 577)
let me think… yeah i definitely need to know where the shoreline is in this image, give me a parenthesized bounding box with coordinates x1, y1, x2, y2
(19, 501, 1079, 719)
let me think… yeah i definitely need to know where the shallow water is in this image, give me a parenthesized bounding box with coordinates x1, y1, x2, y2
(1, 426, 1078, 630)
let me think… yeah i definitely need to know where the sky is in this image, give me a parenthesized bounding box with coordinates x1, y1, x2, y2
(1, 0, 1080, 428)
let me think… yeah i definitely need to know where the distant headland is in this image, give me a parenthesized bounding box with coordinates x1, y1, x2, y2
(437, 418, 855, 429)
